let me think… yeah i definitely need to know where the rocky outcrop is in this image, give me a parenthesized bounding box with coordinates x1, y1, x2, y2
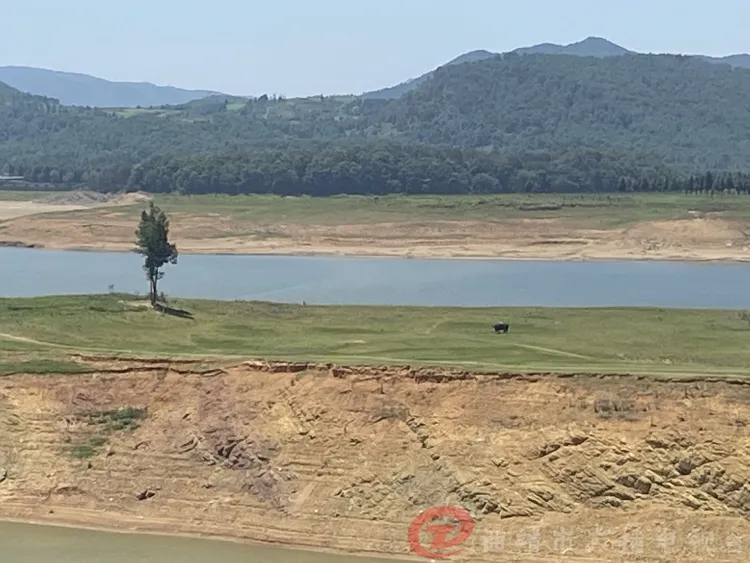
(2, 364, 750, 561)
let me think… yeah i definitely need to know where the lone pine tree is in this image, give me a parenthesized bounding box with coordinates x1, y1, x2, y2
(135, 201, 178, 306)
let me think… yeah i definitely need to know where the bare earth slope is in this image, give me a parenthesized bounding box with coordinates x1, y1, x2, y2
(2, 358, 750, 561)
(2, 206, 750, 261)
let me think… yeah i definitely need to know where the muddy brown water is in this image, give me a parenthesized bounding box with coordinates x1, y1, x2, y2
(0, 521, 397, 563)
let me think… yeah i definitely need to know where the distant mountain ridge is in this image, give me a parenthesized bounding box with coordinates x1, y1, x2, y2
(0, 66, 222, 108)
(4, 37, 750, 107)
(362, 36, 750, 99)
(514, 36, 631, 57)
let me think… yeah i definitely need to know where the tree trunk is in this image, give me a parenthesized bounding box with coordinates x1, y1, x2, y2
(149, 275, 157, 306)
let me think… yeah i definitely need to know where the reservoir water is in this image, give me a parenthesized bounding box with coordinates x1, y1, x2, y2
(0, 521, 395, 563)
(5, 247, 750, 308)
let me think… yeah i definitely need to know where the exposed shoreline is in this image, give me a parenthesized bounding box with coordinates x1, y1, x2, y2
(3, 239, 750, 264)
(3, 361, 750, 562)
(2, 193, 750, 264)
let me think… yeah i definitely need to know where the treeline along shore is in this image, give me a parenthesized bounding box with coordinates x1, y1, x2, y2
(5, 144, 750, 197)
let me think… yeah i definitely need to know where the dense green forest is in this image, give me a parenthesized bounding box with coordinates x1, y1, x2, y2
(122, 147, 750, 195)
(7, 142, 750, 196)
(124, 145, 675, 195)
(2, 53, 750, 195)
(373, 54, 750, 169)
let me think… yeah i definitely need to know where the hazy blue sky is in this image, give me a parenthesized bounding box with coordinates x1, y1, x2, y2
(3, 0, 749, 97)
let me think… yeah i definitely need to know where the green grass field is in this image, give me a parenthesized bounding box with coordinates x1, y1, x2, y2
(0, 294, 749, 377)
(5, 191, 750, 230)
(147, 192, 750, 228)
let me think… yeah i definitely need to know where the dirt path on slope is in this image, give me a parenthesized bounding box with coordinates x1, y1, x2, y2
(2, 359, 750, 561)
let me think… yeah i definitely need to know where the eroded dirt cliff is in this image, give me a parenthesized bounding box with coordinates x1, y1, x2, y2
(2, 358, 750, 561)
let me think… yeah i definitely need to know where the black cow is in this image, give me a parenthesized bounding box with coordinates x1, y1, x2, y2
(493, 322, 509, 334)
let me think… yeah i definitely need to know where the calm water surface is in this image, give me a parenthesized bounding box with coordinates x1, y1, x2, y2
(6, 247, 750, 308)
(0, 521, 395, 563)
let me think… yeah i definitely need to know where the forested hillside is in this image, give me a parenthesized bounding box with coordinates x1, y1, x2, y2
(362, 37, 750, 100)
(361, 50, 496, 100)
(122, 145, 685, 195)
(2, 53, 750, 195)
(375, 54, 750, 169)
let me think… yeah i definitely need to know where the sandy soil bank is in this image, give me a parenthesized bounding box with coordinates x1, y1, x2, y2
(2, 194, 750, 261)
(2, 210, 750, 262)
(2, 357, 750, 561)
(0, 201, 92, 221)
